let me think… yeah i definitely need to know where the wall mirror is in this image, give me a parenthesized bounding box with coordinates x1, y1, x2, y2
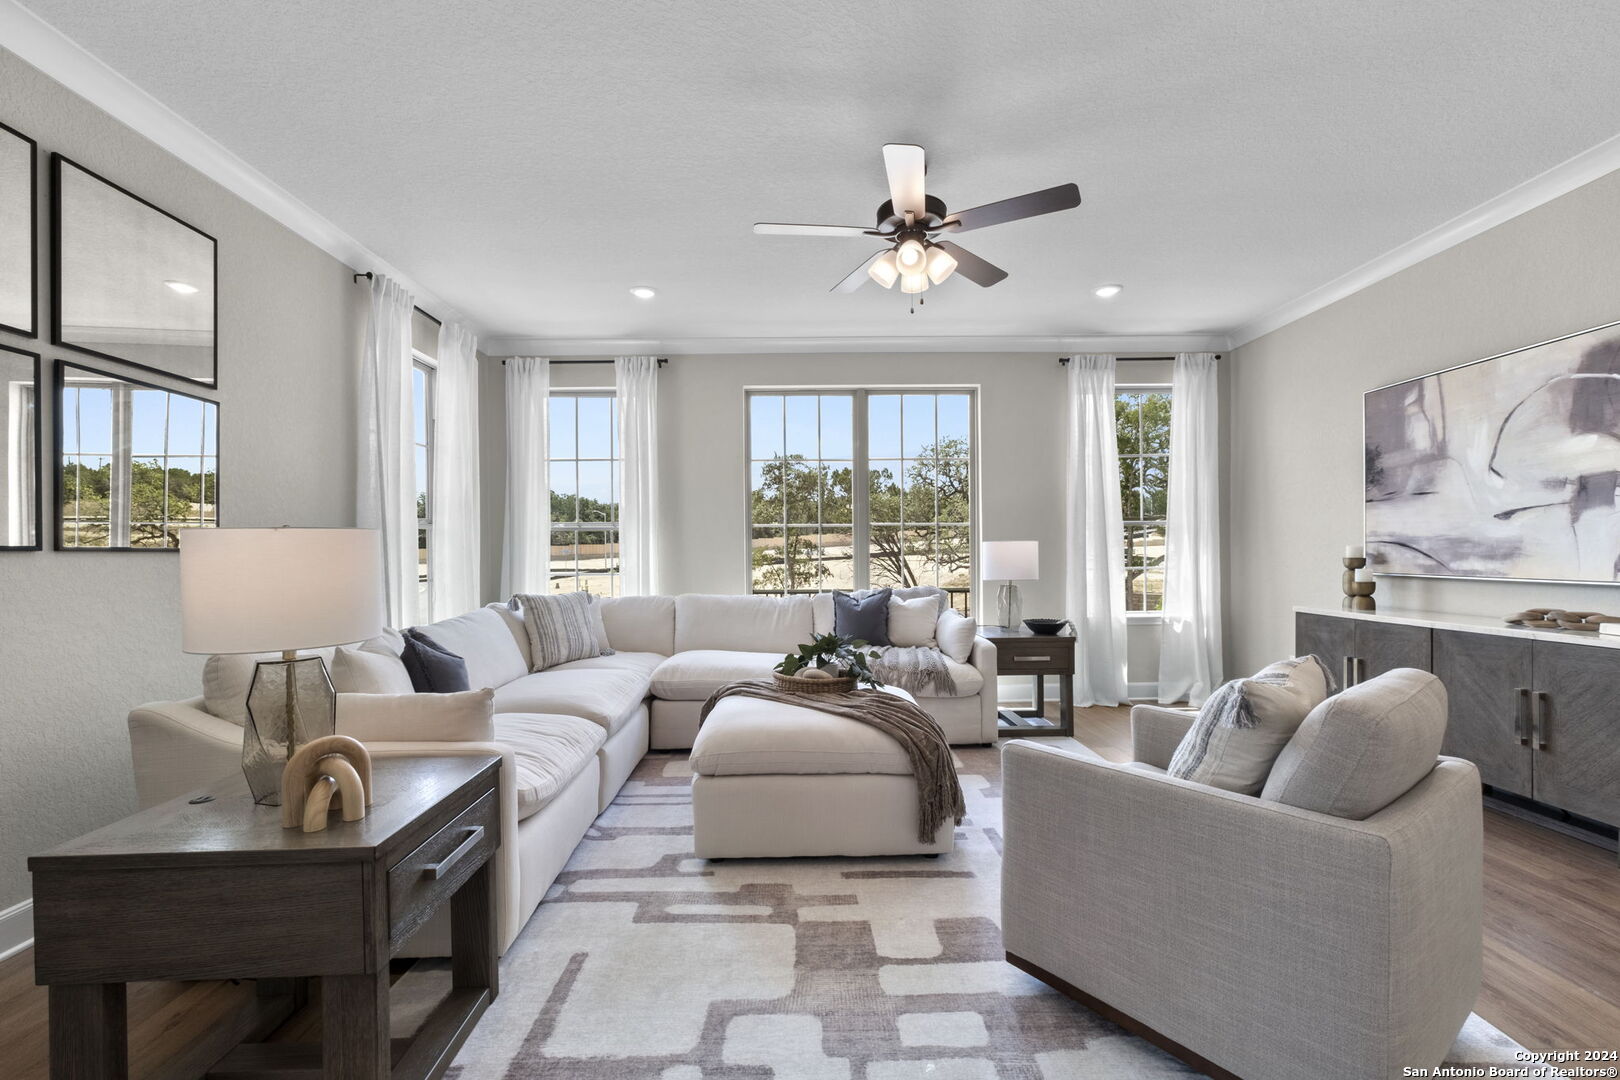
(57, 360, 219, 550)
(0, 121, 36, 337)
(0, 343, 40, 549)
(53, 154, 217, 386)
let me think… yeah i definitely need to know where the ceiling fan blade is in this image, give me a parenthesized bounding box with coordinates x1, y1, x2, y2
(882, 143, 927, 219)
(934, 241, 1008, 287)
(942, 183, 1081, 232)
(754, 222, 877, 237)
(832, 250, 887, 293)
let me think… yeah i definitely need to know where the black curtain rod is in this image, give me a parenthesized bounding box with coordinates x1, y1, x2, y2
(501, 357, 670, 366)
(351, 271, 442, 327)
(1058, 354, 1221, 365)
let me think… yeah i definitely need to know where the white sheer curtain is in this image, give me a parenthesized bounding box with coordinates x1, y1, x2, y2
(501, 357, 550, 597)
(1158, 351, 1224, 705)
(615, 355, 659, 595)
(1065, 354, 1129, 706)
(430, 321, 482, 618)
(356, 273, 416, 627)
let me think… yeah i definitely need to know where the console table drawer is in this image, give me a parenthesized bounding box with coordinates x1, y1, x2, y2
(995, 638, 1074, 674)
(388, 790, 497, 946)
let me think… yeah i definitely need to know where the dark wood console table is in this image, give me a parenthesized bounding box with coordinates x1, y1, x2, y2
(29, 755, 501, 1080)
(981, 624, 1076, 737)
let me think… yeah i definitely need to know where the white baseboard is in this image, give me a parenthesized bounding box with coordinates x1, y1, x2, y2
(0, 899, 33, 962)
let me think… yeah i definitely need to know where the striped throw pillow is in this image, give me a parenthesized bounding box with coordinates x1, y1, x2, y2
(513, 592, 607, 672)
(1166, 655, 1333, 795)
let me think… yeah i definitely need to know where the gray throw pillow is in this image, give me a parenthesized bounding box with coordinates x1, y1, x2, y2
(400, 629, 471, 693)
(833, 588, 892, 645)
(1166, 655, 1331, 794)
(514, 592, 606, 671)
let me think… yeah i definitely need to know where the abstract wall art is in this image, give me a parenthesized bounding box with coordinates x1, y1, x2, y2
(1364, 319, 1620, 583)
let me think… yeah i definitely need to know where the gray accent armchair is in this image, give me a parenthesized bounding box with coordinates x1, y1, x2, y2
(1001, 701, 1482, 1080)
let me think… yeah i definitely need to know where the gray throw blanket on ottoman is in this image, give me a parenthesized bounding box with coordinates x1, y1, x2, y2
(698, 681, 966, 843)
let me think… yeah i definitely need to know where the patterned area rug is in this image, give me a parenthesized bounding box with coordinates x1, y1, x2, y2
(424, 744, 1551, 1078)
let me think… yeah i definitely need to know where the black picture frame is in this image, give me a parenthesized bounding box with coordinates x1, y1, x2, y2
(54, 358, 222, 553)
(51, 153, 219, 388)
(0, 119, 37, 339)
(0, 341, 41, 550)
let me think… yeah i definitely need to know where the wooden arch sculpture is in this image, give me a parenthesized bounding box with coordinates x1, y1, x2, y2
(280, 735, 374, 833)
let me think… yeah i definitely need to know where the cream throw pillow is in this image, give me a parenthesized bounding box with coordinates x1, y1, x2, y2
(935, 611, 976, 663)
(1167, 655, 1332, 795)
(330, 646, 415, 695)
(336, 688, 495, 743)
(888, 594, 939, 648)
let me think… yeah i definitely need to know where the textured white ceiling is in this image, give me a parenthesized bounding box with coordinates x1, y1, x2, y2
(19, 0, 1620, 343)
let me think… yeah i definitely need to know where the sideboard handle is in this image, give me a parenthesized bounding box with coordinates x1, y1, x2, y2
(1015, 655, 1052, 662)
(425, 826, 485, 880)
(1514, 688, 1531, 746)
(1532, 692, 1551, 751)
(1342, 656, 1354, 689)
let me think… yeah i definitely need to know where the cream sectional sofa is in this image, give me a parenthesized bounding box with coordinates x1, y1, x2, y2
(128, 590, 997, 954)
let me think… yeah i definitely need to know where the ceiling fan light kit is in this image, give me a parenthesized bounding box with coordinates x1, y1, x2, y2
(756, 143, 1081, 305)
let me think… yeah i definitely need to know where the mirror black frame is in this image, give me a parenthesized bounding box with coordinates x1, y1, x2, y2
(54, 358, 222, 553)
(0, 341, 41, 550)
(0, 119, 37, 339)
(51, 153, 219, 388)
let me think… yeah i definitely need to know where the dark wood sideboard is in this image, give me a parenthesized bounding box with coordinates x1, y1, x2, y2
(1296, 608, 1620, 842)
(29, 755, 502, 1080)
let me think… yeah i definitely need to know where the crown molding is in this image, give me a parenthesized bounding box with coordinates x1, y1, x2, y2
(1229, 129, 1620, 349)
(480, 333, 1233, 358)
(0, 0, 474, 330)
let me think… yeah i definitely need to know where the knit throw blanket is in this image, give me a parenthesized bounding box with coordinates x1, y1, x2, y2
(698, 680, 966, 843)
(872, 646, 957, 698)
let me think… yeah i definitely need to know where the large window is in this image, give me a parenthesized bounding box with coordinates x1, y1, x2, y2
(749, 389, 974, 614)
(410, 357, 434, 622)
(550, 391, 620, 596)
(1116, 388, 1170, 611)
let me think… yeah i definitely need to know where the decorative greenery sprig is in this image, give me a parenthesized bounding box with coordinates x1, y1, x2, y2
(774, 632, 886, 688)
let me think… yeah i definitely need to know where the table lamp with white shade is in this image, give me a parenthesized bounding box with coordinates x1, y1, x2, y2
(981, 540, 1039, 629)
(180, 528, 385, 805)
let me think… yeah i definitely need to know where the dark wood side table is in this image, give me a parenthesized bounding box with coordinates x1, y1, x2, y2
(980, 624, 1076, 737)
(29, 755, 501, 1080)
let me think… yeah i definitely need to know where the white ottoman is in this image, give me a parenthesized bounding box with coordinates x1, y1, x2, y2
(689, 687, 956, 858)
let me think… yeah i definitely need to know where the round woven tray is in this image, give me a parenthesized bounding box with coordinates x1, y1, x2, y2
(773, 671, 858, 694)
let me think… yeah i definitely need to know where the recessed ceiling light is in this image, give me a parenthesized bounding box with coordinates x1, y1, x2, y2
(629, 286, 657, 300)
(164, 280, 199, 295)
(1093, 283, 1123, 299)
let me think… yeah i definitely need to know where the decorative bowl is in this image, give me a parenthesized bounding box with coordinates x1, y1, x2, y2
(1022, 618, 1070, 636)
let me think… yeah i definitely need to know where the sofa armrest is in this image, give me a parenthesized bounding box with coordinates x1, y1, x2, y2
(1000, 741, 1482, 1079)
(971, 635, 998, 742)
(128, 698, 243, 809)
(1129, 703, 1196, 768)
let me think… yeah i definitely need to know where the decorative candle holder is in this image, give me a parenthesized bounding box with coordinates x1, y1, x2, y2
(1342, 557, 1376, 611)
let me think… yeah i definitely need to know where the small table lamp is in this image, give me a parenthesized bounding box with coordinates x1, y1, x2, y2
(982, 540, 1039, 629)
(180, 528, 385, 805)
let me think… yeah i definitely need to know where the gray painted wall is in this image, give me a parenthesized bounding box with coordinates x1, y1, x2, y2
(476, 352, 1168, 689)
(1226, 168, 1620, 675)
(0, 48, 366, 911)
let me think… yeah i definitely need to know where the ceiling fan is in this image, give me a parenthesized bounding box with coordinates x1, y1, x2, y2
(754, 143, 1081, 300)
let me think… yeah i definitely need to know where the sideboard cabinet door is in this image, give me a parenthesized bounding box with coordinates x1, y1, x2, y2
(1353, 620, 1432, 681)
(1432, 630, 1532, 797)
(1295, 612, 1354, 689)
(1531, 641, 1620, 827)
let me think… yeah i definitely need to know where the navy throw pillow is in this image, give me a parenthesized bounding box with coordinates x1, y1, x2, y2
(833, 588, 892, 646)
(400, 629, 471, 693)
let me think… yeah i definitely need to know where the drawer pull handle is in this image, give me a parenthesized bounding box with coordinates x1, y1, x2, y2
(1015, 655, 1052, 662)
(424, 826, 484, 880)
(1514, 687, 1531, 745)
(1532, 692, 1551, 751)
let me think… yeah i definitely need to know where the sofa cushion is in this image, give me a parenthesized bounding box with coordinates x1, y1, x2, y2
(674, 594, 814, 654)
(401, 629, 472, 693)
(888, 594, 939, 648)
(416, 606, 529, 690)
(1262, 668, 1447, 820)
(492, 663, 652, 735)
(935, 611, 976, 664)
(599, 594, 677, 655)
(549, 651, 666, 679)
(337, 688, 495, 742)
(493, 712, 607, 820)
(203, 648, 337, 726)
(330, 646, 415, 695)
(1167, 655, 1331, 795)
(650, 650, 784, 700)
(689, 687, 918, 776)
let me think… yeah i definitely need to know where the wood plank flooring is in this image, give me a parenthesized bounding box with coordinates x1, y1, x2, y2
(0, 703, 1615, 1077)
